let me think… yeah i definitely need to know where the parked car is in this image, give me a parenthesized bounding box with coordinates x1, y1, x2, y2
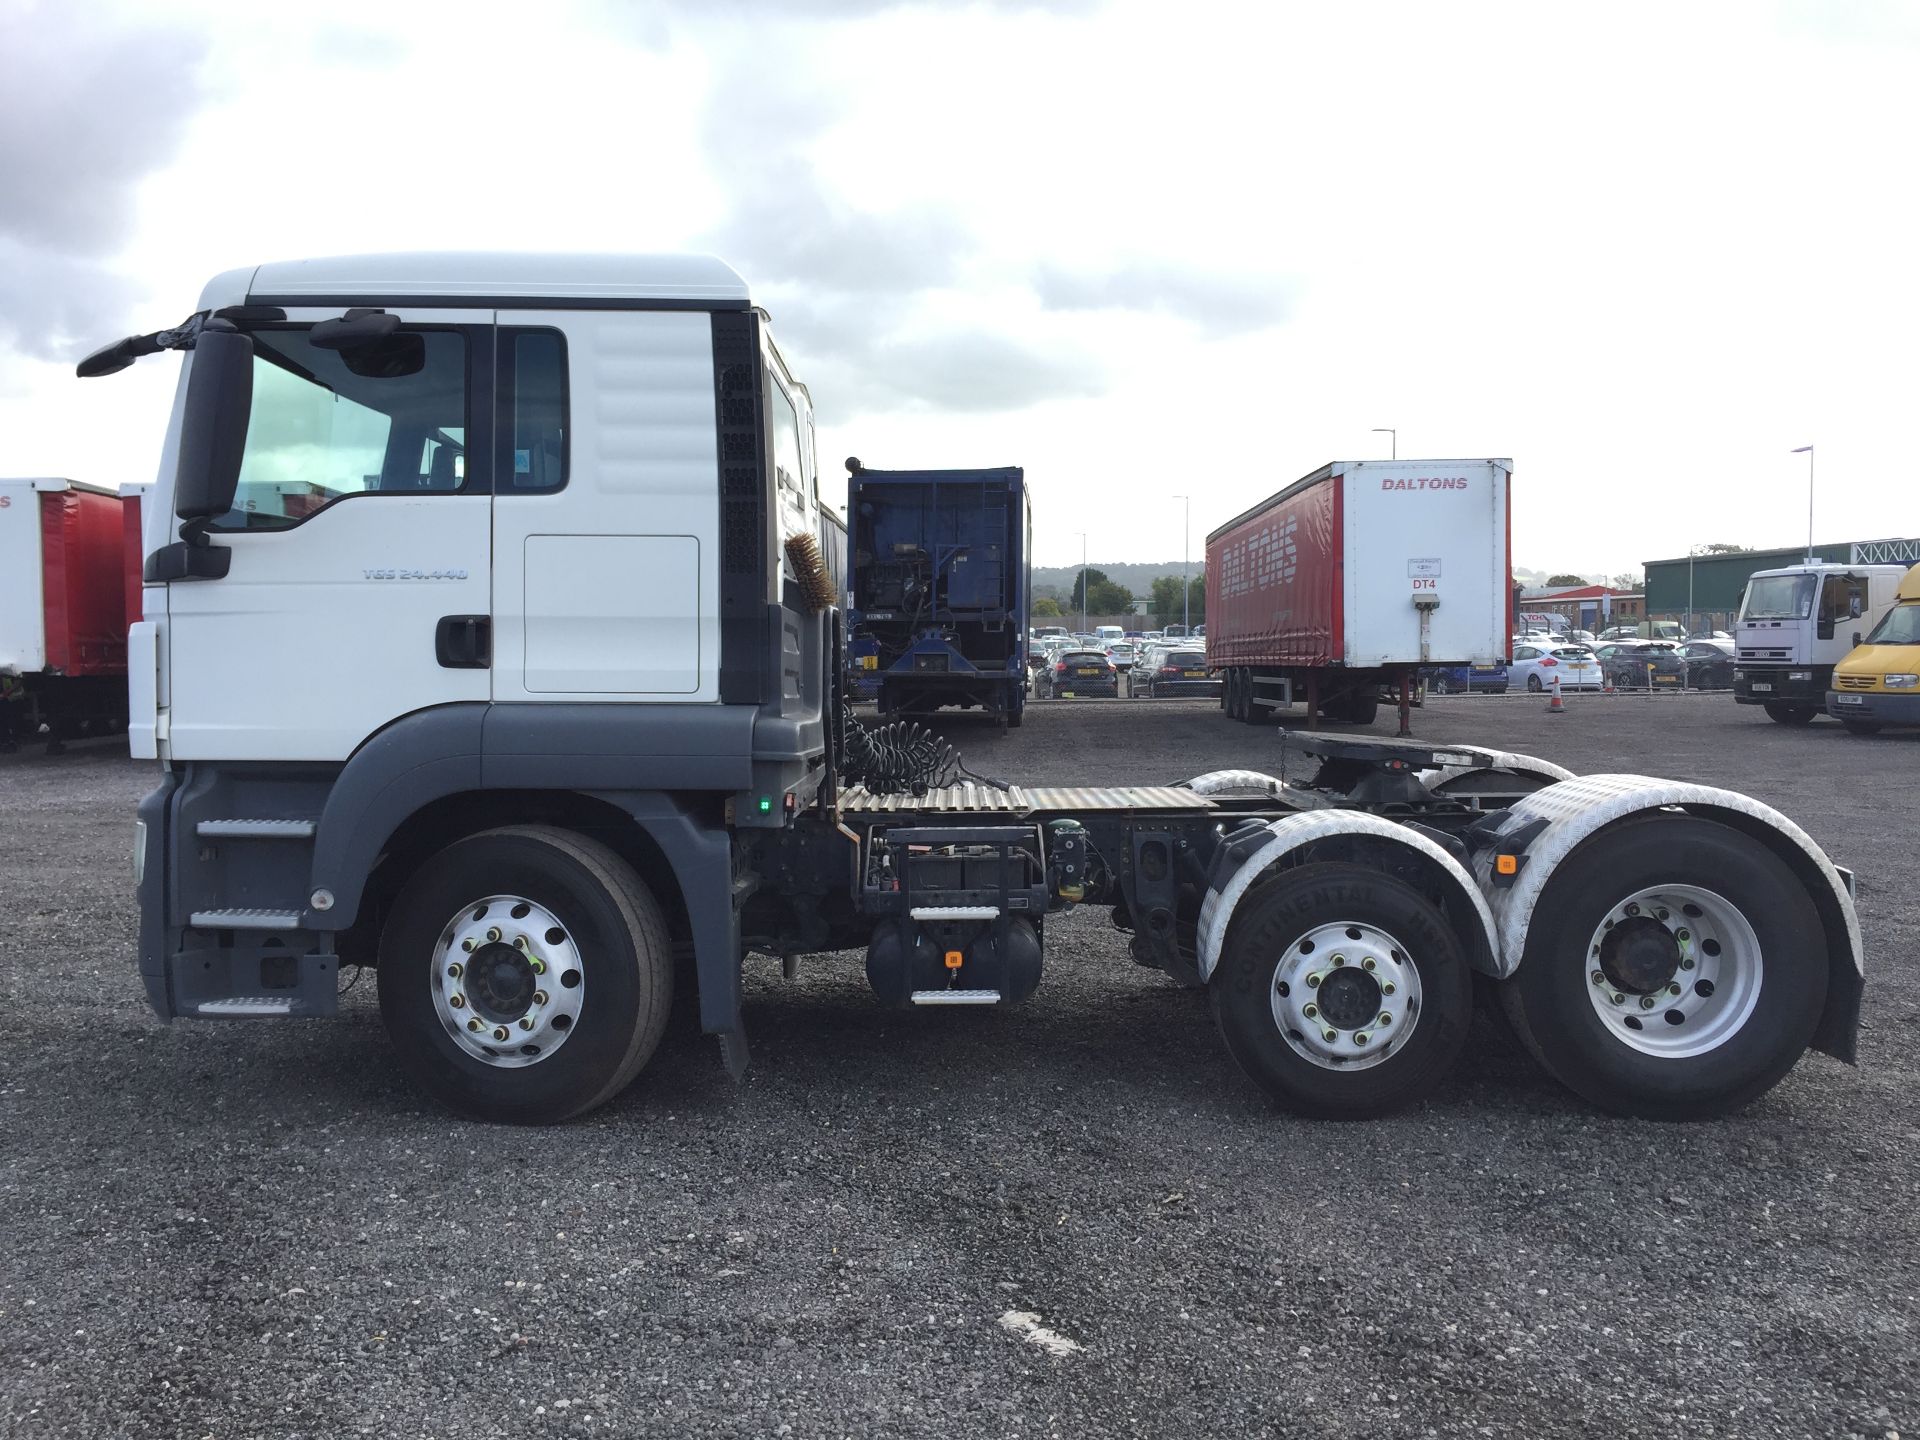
(1678, 638, 1736, 689)
(1106, 640, 1137, 671)
(1598, 640, 1687, 690)
(1136, 647, 1218, 698)
(1510, 642, 1603, 692)
(1046, 648, 1120, 698)
(1425, 662, 1510, 694)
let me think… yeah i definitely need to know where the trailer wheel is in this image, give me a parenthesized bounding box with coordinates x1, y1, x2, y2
(1499, 816, 1825, 1120)
(1210, 864, 1472, 1119)
(1763, 702, 1817, 726)
(377, 825, 672, 1124)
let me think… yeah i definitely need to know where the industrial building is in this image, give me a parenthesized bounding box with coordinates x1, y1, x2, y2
(1644, 538, 1920, 633)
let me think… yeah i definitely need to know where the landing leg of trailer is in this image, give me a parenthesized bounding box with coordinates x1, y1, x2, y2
(1306, 674, 1320, 731)
(1396, 675, 1413, 738)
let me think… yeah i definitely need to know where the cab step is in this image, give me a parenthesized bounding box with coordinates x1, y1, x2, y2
(910, 989, 1002, 1005)
(193, 996, 298, 1016)
(909, 905, 1001, 921)
(189, 908, 304, 931)
(195, 818, 317, 839)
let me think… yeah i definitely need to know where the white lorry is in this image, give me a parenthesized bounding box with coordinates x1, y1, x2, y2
(1732, 562, 1908, 725)
(90, 253, 1863, 1124)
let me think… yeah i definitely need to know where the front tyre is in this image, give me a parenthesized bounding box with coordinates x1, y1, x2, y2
(1500, 817, 1825, 1120)
(1210, 864, 1473, 1119)
(378, 825, 672, 1123)
(1763, 702, 1817, 726)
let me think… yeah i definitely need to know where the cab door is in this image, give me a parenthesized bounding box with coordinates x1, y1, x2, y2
(163, 309, 494, 762)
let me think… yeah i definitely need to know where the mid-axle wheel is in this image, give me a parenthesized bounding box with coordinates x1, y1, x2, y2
(1211, 863, 1472, 1118)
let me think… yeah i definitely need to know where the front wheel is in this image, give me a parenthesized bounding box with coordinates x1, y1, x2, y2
(1763, 702, 1817, 726)
(1210, 864, 1473, 1118)
(378, 825, 673, 1123)
(1499, 817, 1825, 1120)
(1526, 674, 1543, 693)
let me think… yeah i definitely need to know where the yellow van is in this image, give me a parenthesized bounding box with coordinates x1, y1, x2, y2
(1828, 563, 1920, 734)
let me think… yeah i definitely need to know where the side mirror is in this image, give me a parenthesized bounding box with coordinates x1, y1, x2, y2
(174, 327, 253, 521)
(1853, 630, 1863, 647)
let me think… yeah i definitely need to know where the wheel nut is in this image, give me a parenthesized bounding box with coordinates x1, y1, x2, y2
(1353, 1032, 1370, 1046)
(514, 934, 529, 951)
(1625, 903, 1641, 917)
(1656, 909, 1669, 921)
(532, 990, 549, 1007)
(448, 993, 466, 1009)
(492, 1026, 509, 1042)
(447, 962, 463, 979)
(1382, 982, 1397, 996)
(467, 1017, 483, 1032)
(1303, 1003, 1319, 1019)
(1321, 1027, 1338, 1043)
(1378, 1012, 1392, 1027)
(1680, 957, 1695, 970)
(530, 958, 547, 974)
(1306, 973, 1322, 989)
(1668, 982, 1683, 996)
(1332, 955, 1346, 968)
(1676, 929, 1690, 942)
(1591, 970, 1606, 986)
(519, 1017, 535, 1031)
(486, 927, 502, 943)
(1640, 996, 1656, 1010)
(1361, 957, 1377, 972)
(1609, 992, 1624, 1006)
(461, 938, 476, 952)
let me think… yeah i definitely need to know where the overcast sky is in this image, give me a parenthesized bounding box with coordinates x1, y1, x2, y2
(2, 0, 1915, 576)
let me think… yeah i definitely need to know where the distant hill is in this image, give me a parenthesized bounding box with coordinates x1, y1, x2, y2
(1032, 560, 1194, 600)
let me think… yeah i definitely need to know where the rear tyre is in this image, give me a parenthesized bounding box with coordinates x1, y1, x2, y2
(1840, 718, 1881, 736)
(378, 825, 673, 1123)
(1210, 864, 1473, 1119)
(1526, 674, 1543, 693)
(1763, 702, 1817, 726)
(1499, 817, 1825, 1120)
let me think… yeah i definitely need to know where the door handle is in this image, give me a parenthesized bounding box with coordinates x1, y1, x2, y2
(436, 615, 491, 669)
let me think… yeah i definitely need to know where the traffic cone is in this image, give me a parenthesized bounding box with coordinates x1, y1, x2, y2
(1547, 672, 1566, 715)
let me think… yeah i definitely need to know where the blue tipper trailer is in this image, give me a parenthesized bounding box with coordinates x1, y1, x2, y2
(845, 462, 1031, 728)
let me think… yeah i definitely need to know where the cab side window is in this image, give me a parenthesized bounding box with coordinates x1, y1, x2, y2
(501, 329, 568, 493)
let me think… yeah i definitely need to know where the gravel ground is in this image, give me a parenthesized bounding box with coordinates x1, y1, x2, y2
(2, 693, 1916, 1439)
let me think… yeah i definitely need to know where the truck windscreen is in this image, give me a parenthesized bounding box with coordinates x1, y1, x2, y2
(1739, 574, 1814, 621)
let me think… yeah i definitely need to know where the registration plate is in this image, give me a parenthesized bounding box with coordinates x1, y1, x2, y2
(1836, 694, 1865, 705)
(1184, 670, 1206, 678)
(1654, 676, 1680, 686)
(1750, 682, 1772, 692)
(1078, 668, 1102, 676)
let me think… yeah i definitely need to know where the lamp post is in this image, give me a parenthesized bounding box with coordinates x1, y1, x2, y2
(1791, 446, 1814, 558)
(1372, 428, 1397, 460)
(1687, 544, 1710, 640)
(1076, 530, 1088, 635)
(1172, 493, 1190, 636)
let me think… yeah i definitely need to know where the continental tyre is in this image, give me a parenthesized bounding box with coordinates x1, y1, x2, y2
(378, 825, 672, 1124)
(1499, 816, 1825, 1120)
(1211, 864, 1473, 1119)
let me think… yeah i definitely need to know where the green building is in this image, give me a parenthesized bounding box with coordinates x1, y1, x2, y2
(1644, 539, 1920, 629)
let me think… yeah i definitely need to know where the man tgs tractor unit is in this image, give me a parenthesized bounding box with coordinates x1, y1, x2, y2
(92, 253, 1863, 1128)
(845, 463, 1030, 727)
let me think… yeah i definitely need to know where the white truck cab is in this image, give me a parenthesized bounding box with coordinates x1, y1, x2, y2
(1732, 561, 1907, 724)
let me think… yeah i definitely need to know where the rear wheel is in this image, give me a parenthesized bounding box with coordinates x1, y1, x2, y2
(1763, 702, 1817, 725)
(1211, 864, 1473, 1119)
(378, 825, 673, 1123)
(1499, 817, 1825, 1120)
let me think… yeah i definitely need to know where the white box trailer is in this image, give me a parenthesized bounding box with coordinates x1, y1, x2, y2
(1208, 459, 1511, 724)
